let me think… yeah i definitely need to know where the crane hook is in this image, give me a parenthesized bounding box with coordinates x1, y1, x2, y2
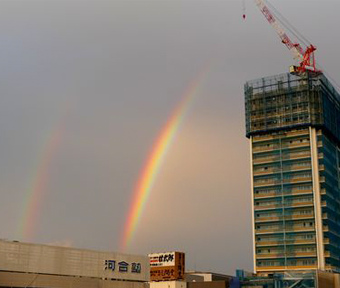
(242, 0, 246, 20)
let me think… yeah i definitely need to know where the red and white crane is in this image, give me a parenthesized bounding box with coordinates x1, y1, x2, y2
(253, 0, 320, 75)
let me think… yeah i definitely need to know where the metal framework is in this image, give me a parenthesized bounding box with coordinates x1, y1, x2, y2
(245, 72, 340, 141)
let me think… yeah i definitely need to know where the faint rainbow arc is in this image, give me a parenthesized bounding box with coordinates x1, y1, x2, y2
(120, 68, 210, 250)
(17, 109, 70, 242)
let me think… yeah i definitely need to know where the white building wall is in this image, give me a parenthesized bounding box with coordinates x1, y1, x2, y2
(0, 240, 149, 282)
(150, 281, 186, 288)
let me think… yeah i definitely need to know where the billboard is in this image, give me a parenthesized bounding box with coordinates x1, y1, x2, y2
(149, 252, 185, 282)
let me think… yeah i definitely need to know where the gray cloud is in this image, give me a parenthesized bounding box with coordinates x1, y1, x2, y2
(0, 0, 338, 275)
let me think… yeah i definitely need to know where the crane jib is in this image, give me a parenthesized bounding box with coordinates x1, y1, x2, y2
(254, 0, 320, 74)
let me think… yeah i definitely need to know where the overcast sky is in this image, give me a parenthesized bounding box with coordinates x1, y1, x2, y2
(0, 0, 339, 275)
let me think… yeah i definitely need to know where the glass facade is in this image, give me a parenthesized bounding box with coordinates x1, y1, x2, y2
(245, 72, 340, 275)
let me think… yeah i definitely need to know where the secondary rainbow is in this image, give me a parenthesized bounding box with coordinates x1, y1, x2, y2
(120, 68, 209, 250)
(17, 109, 69, 242)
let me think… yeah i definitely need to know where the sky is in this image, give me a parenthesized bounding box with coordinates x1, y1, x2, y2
(0, 0, 339, 275)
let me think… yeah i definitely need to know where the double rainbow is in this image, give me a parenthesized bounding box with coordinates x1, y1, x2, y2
(120, 68, 209, 250)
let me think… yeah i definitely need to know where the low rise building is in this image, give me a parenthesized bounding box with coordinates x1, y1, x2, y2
(0, 239, 149, 288)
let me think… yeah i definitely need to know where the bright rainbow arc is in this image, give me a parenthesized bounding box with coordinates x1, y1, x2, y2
(120, 68, 209, 250)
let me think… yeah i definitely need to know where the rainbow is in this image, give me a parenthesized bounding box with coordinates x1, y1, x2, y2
(17, 109, 69, 242)
(120, 68, 209, 250)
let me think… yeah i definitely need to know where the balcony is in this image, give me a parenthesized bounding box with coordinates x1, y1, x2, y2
(282, 177, 312, 184)
(285, 251, 317, 257)
(281, 152, 311, 161)
(254, 192, 282, 199)
(252, 130, 309, 144)
(283, 214, 314, 220)
(253, 146, 280, 153)
(253, 156, 280, 165)
(324, 251, 331, 257)
(255, 228, 283, 234)
(254, 204, 281, 211)
(288, 201, 314, 208)
(253, 165, 312, 176)
(255, 216, 282, 222)
(256, 251, 317, 259)
(256, 241, 283, 247)
(253, 168, 280, 176)
(285, 239, 316, 245)
(254, 201, 314, 211)
(256, 239, 316, 247)
(252, 141, 310, 154)
(256, 227, 315, 235)
(284, 226, 315, 233)
(284, 189, 313, 196)
(253, 177, 311, 188)
(253, 153, 311, 164)
(255, 214, 314, 223)
(254, 189, 313, 199)
(281, 142, 310, 150)
(256, 265, 317, 272)
(257, 253, 286, 259)
(254, 180, 282, 188)
(282, 165, 312, 172)
(253, 135, 276, 143)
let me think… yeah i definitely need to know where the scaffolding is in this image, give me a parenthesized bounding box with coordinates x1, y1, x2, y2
(245, 72, 340, 142)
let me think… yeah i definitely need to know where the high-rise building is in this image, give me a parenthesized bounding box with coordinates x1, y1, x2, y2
(244, 72, 340, 276)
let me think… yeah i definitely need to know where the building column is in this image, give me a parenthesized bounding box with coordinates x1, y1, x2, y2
(309, 127, 325, 270)
(249, 137, 256, 273)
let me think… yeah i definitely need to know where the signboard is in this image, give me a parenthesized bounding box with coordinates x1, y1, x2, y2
(149, 252, 175, 267)
(148, 252, 185, 282)
(104, 260, 142, 273)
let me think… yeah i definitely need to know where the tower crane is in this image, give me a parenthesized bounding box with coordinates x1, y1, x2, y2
(253, 0, 321, 75)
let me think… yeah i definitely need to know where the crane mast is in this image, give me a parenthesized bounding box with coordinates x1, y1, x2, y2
(254, 0, 320, 75)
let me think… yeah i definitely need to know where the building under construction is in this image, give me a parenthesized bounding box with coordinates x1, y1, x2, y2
(245, 71, 340, 275)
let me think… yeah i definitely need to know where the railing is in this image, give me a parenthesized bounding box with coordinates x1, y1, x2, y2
(282, 177, 312, 183)
(256, 226, 315, 234)
(255, 214, 314, 222)
(253, 153, 311, 164)
(254, 189, 313, 199)
(252, 141, 310, 153)
(256, 239, 316, 246)
(256, 251, 317, 259)
(256, 265, 317, 271)
(253, 165, 312, 176)
(254, 201, 314, 210)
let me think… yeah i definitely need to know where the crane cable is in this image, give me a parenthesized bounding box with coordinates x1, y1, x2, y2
(264, 0, 311, 47)
(245, 0, 340, 91)
(265, 1, 340, 91)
